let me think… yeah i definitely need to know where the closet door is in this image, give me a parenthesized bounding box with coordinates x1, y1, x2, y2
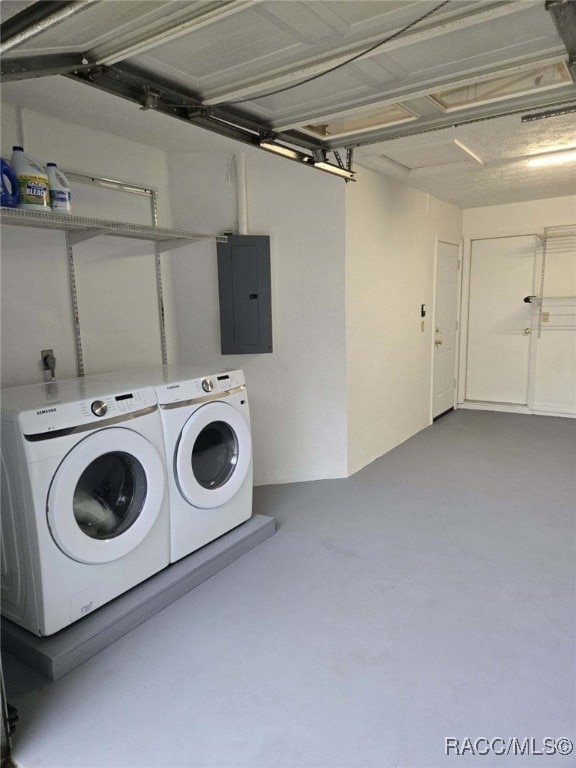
(433, 241, 460, 418)
(466, 235, 536, 404)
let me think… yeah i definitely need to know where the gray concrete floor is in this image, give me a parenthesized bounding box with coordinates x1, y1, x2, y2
(4, 410, 575, 768)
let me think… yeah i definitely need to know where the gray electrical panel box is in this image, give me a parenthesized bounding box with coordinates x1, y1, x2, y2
(217, 235, 273, 355)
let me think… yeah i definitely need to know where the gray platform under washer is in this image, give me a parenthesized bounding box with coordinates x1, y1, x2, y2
(1, 514, 275, 680)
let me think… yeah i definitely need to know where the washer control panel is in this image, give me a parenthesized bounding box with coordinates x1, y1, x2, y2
(19, 387, 156, 436)
(91, 400, 108, 417)
(156, 369, 245, 404)
(211, 371, 244, 392)
(79, 390, 149, 420)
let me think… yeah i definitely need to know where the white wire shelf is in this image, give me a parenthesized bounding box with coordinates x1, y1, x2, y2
(541, 225, 576, 254)
(524, 295, 576, 305)
(0, 207, 227, 251)
(544, 225, 576, 238)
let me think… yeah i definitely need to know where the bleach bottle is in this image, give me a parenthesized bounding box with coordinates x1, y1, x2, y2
(47, 163, 71, 213)
(10, 146, 50, 212)
(1, 158, 19, 207)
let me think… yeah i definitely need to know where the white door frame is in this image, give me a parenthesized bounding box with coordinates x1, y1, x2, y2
(458, 228, 542, 413)
(430, 235, 463, 423)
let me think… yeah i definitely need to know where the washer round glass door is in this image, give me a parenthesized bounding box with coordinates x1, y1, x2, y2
(47, 427, 165, 564)
(175, 402, 251, 509)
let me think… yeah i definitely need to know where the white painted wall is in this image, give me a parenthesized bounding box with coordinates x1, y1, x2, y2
(1, 96, 349, 486)
(5, 96, 525, 489)
(1, 97, 348, 485)
(166, 149, 348, 485)
(463, 196, 576, 235)
(1, 103, 176, 387)
(462, 196, 576, 415)
(345, 167, 463, 475)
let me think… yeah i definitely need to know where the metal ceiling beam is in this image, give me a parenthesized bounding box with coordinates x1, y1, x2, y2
(66, 64, 259, 146)
(0, 0, 98, 55)
(1, 53, 89, 81)
(64, 63, 352, 177)
(546, 0, 576, 79)
(203, 1, 528, 106)
(65, 63, 325, 153)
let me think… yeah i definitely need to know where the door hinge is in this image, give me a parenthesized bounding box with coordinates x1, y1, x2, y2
(455, 320, 459, 331)
(458, 260, 461, 270)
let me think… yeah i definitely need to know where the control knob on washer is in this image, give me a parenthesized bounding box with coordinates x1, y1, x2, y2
(201, 378, 213, 393)
(91, 400, 108, 417)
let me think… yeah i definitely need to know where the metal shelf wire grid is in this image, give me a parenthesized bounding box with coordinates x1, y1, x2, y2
(0, 207, 227, 246)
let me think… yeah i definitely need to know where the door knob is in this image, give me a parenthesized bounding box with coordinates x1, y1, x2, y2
(435, 339, 443, 347)
(524, 327, 531, 335)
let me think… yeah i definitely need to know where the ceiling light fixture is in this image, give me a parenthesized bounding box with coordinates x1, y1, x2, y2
(259, 139, 354, 179)
(259, 139, 311, 162)
(527, 148, 576, 167)
(313, 161, 355, 180)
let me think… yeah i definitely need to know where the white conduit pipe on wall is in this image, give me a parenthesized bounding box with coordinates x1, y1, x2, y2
(15, 106, 26, 148)
(236, 152, 248, 235)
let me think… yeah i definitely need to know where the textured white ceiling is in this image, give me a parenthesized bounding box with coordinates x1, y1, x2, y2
(356, 106, 576, 207)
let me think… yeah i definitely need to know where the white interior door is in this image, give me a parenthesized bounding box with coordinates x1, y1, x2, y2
(433, 241, 460, 418)
(466, 235, 536, 404)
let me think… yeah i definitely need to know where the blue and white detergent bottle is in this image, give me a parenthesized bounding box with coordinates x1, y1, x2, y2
(47, 163, 71, 213)
(0, 158, 19, 207)
(10, 146, 50, 212)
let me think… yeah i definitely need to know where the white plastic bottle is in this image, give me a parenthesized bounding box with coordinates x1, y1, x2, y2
(47, 163, 71, 213)
(10, 146, 50, 213)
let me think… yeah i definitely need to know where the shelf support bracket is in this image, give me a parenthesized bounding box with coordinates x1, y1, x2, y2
(155, 237, 203, 253)
(68, 228, 113, 245)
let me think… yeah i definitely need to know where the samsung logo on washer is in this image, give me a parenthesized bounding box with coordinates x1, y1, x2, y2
(37, 408, 57, 415)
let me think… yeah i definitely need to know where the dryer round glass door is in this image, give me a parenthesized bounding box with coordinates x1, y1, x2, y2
(47, 427, 166, 564)
(176, 402, 251, 509)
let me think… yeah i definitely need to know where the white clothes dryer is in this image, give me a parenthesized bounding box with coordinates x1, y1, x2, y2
(94, 366, 253, 563)
(1, 378, 169, 636)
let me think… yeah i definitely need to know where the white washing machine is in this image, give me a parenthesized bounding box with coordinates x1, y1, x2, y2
(94, 366, 253, 563)
(1, 377, 170, 636)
